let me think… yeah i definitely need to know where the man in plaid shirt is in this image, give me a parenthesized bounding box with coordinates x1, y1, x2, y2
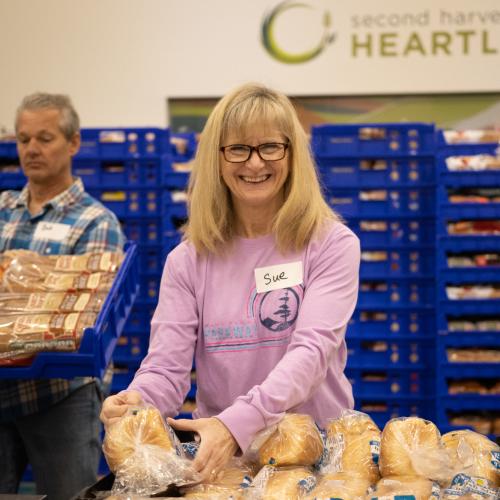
(0, 93, 124, 500)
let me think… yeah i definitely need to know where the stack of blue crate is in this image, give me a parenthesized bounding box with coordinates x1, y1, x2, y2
(71, 127, 172, 392)
(162, 131, 197, 418)
(311, 123, 438, 430)
(435, 131, 500, 440)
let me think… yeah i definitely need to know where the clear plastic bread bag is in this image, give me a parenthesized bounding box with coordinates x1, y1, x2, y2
(369, 475, 441, 500)
(0, 311, 97, 357)
(102, 405, 200, 496)
(442, 430, 500, 488)
(0, 249, 121, 292)
(245, 413, 324, 468)
(302, 471, 371, 500)
(243, 465, 316, 500)
(318, 409, 381, 485)
(379, 416, 453, 485)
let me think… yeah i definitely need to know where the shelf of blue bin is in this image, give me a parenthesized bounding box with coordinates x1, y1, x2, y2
(163, 170, 190, 189)
(327, 187, 435, 218)
(347, 337, 434, 368)
(111, 359, 141, 393)
(348, 218, 436, 247)
(347, 366, 434, 398)
(0, 139, 17, 157)
(137, 273, 162, 302)
(358, 278, 435, 308)
(0, 162, 25, 189)
(348, 308, 435, 337)
(436, 217, 500, 240)
(437, 311, 498, 336)
(316, 156, 436, 188)
(136, 245, 165, 275)
(74, 156, 172, 188)
(78, 127, 170, 158)
(437, 186, 500, 219)
(170, 132, 198, 162)
(436, 131, 499, 155)
(438, 395, 499, 412)
(87, 187, 163, 217)
(120, 216, 163, 246)
(0, 241, 139, 379)
(355, 399, 435, 429)
(439, 299, 499, 316)
(359, 248, 435, 277)
(312, 123, 436, 157)
(113, 330, 150, 362)
(437, 264, 500, 283)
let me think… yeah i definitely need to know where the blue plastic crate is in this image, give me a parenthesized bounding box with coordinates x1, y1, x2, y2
(0, 163, 25, 189)
(138, 246, 165, 275)
(77, 127, 170, 158)
(111, 360, 141, 393)
(170, 132, 198, 162)
(120, 217, 163, 245)
(348, 309, 435, 337)
(113, 331, 149, 362)
(88, 188, 162, 217)
(360, 248, 435, 277)
(123, 302, 156, 334)
(437, 153, 500, 187)
(0, 242, 139, 379)
(436, 130, 500, 155)
(347, 337, 433, 368)
(74, 156, 171, 188)
(437, 310, 498, 336)
(347, 366, 434, 397)
(138, 273, 161, 301)
(438, 185, 500, 219)
(355, 399, 435, 430)
(163, 170, 190, 190)
(436, 408, 498, 439)
(437, 247, 500, 282)
(358, 278, 435, 307)
(312, 123, 436, 157)
(440, 299, 499, 316)
(163, 197, 188, 237)
(317, 156, 435, 187)
(349, 219, 435, 247)
(0, 139, 17, 158)
(328, 187, 435, 218)
(437, 217, 500, 239)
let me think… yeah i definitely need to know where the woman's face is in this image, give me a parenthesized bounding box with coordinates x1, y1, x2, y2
(220, 125, 290, 215)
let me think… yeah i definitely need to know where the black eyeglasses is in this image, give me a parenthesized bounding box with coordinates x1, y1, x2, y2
(220, 142, 289, 163)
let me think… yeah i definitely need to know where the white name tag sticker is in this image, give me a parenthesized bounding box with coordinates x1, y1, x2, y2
(255, 261, 303, 294)
(34, 222, 71, 242)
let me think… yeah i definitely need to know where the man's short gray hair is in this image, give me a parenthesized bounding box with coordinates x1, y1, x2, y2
(16, 92, 80, 140)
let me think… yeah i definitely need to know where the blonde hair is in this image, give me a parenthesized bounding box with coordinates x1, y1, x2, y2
(184, 82, 339, 254)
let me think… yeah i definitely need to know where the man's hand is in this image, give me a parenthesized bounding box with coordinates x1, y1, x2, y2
(169, 416, 238, 482)
(100, 390, 143, 428)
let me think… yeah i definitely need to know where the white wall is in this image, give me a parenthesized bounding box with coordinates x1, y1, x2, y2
(1, 0, 499, 129)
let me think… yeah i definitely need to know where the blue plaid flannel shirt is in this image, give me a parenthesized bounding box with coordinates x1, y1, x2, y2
(0, 177, 125, 421)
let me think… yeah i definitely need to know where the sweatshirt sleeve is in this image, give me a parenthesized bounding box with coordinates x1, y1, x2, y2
(128, 243, 198, 416)
(216, 224, 360, 451)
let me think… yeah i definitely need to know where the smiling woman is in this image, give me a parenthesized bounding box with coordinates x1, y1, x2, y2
(100, 82, 361, 483)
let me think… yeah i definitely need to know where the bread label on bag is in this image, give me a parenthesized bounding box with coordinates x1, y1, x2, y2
(255, 261, 303, 294)
(34, 222, 71, 241)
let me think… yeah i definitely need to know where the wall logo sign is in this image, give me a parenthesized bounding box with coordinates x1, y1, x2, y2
(261, 1, 336, 64)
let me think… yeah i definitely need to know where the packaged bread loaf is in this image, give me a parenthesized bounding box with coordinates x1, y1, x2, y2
(369, 475, 439, 500)
(182, 484, 244, 499)
(103, 406, 199, 496)
(442, 430, 500, 487)
(321, 409, 381, 484)
(0, 249, 121, 292)
(246, 465, 315, 500)
(250, 413, 324, 468)
(0, 311, 97, 356)
(379, 417, 447, 480)
(304, 472, 370, 500)
(0, 291, 107, 314)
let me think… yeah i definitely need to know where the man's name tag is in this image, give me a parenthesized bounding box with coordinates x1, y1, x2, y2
(34, 222, 71, 242)
(255, 261, 303, 294)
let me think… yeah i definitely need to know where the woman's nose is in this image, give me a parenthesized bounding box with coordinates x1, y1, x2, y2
(246, 148, 265, 167)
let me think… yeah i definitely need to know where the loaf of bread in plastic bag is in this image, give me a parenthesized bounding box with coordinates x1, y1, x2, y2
(256, 413, 324, 467)
(304, 471, 370, 500)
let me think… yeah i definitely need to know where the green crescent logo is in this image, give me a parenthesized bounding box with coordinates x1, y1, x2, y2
(261, 1, 336, 64)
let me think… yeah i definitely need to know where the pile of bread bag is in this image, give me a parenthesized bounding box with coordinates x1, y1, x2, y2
(0, 249, 123, 363)
(100, 407, 499, 499)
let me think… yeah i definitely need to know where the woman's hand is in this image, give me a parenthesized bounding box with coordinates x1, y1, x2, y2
(100, 390, 143, 427)
(169, 416, 239, 482)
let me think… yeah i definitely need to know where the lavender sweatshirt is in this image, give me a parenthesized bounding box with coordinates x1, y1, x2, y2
(129, 221, 360, 452)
